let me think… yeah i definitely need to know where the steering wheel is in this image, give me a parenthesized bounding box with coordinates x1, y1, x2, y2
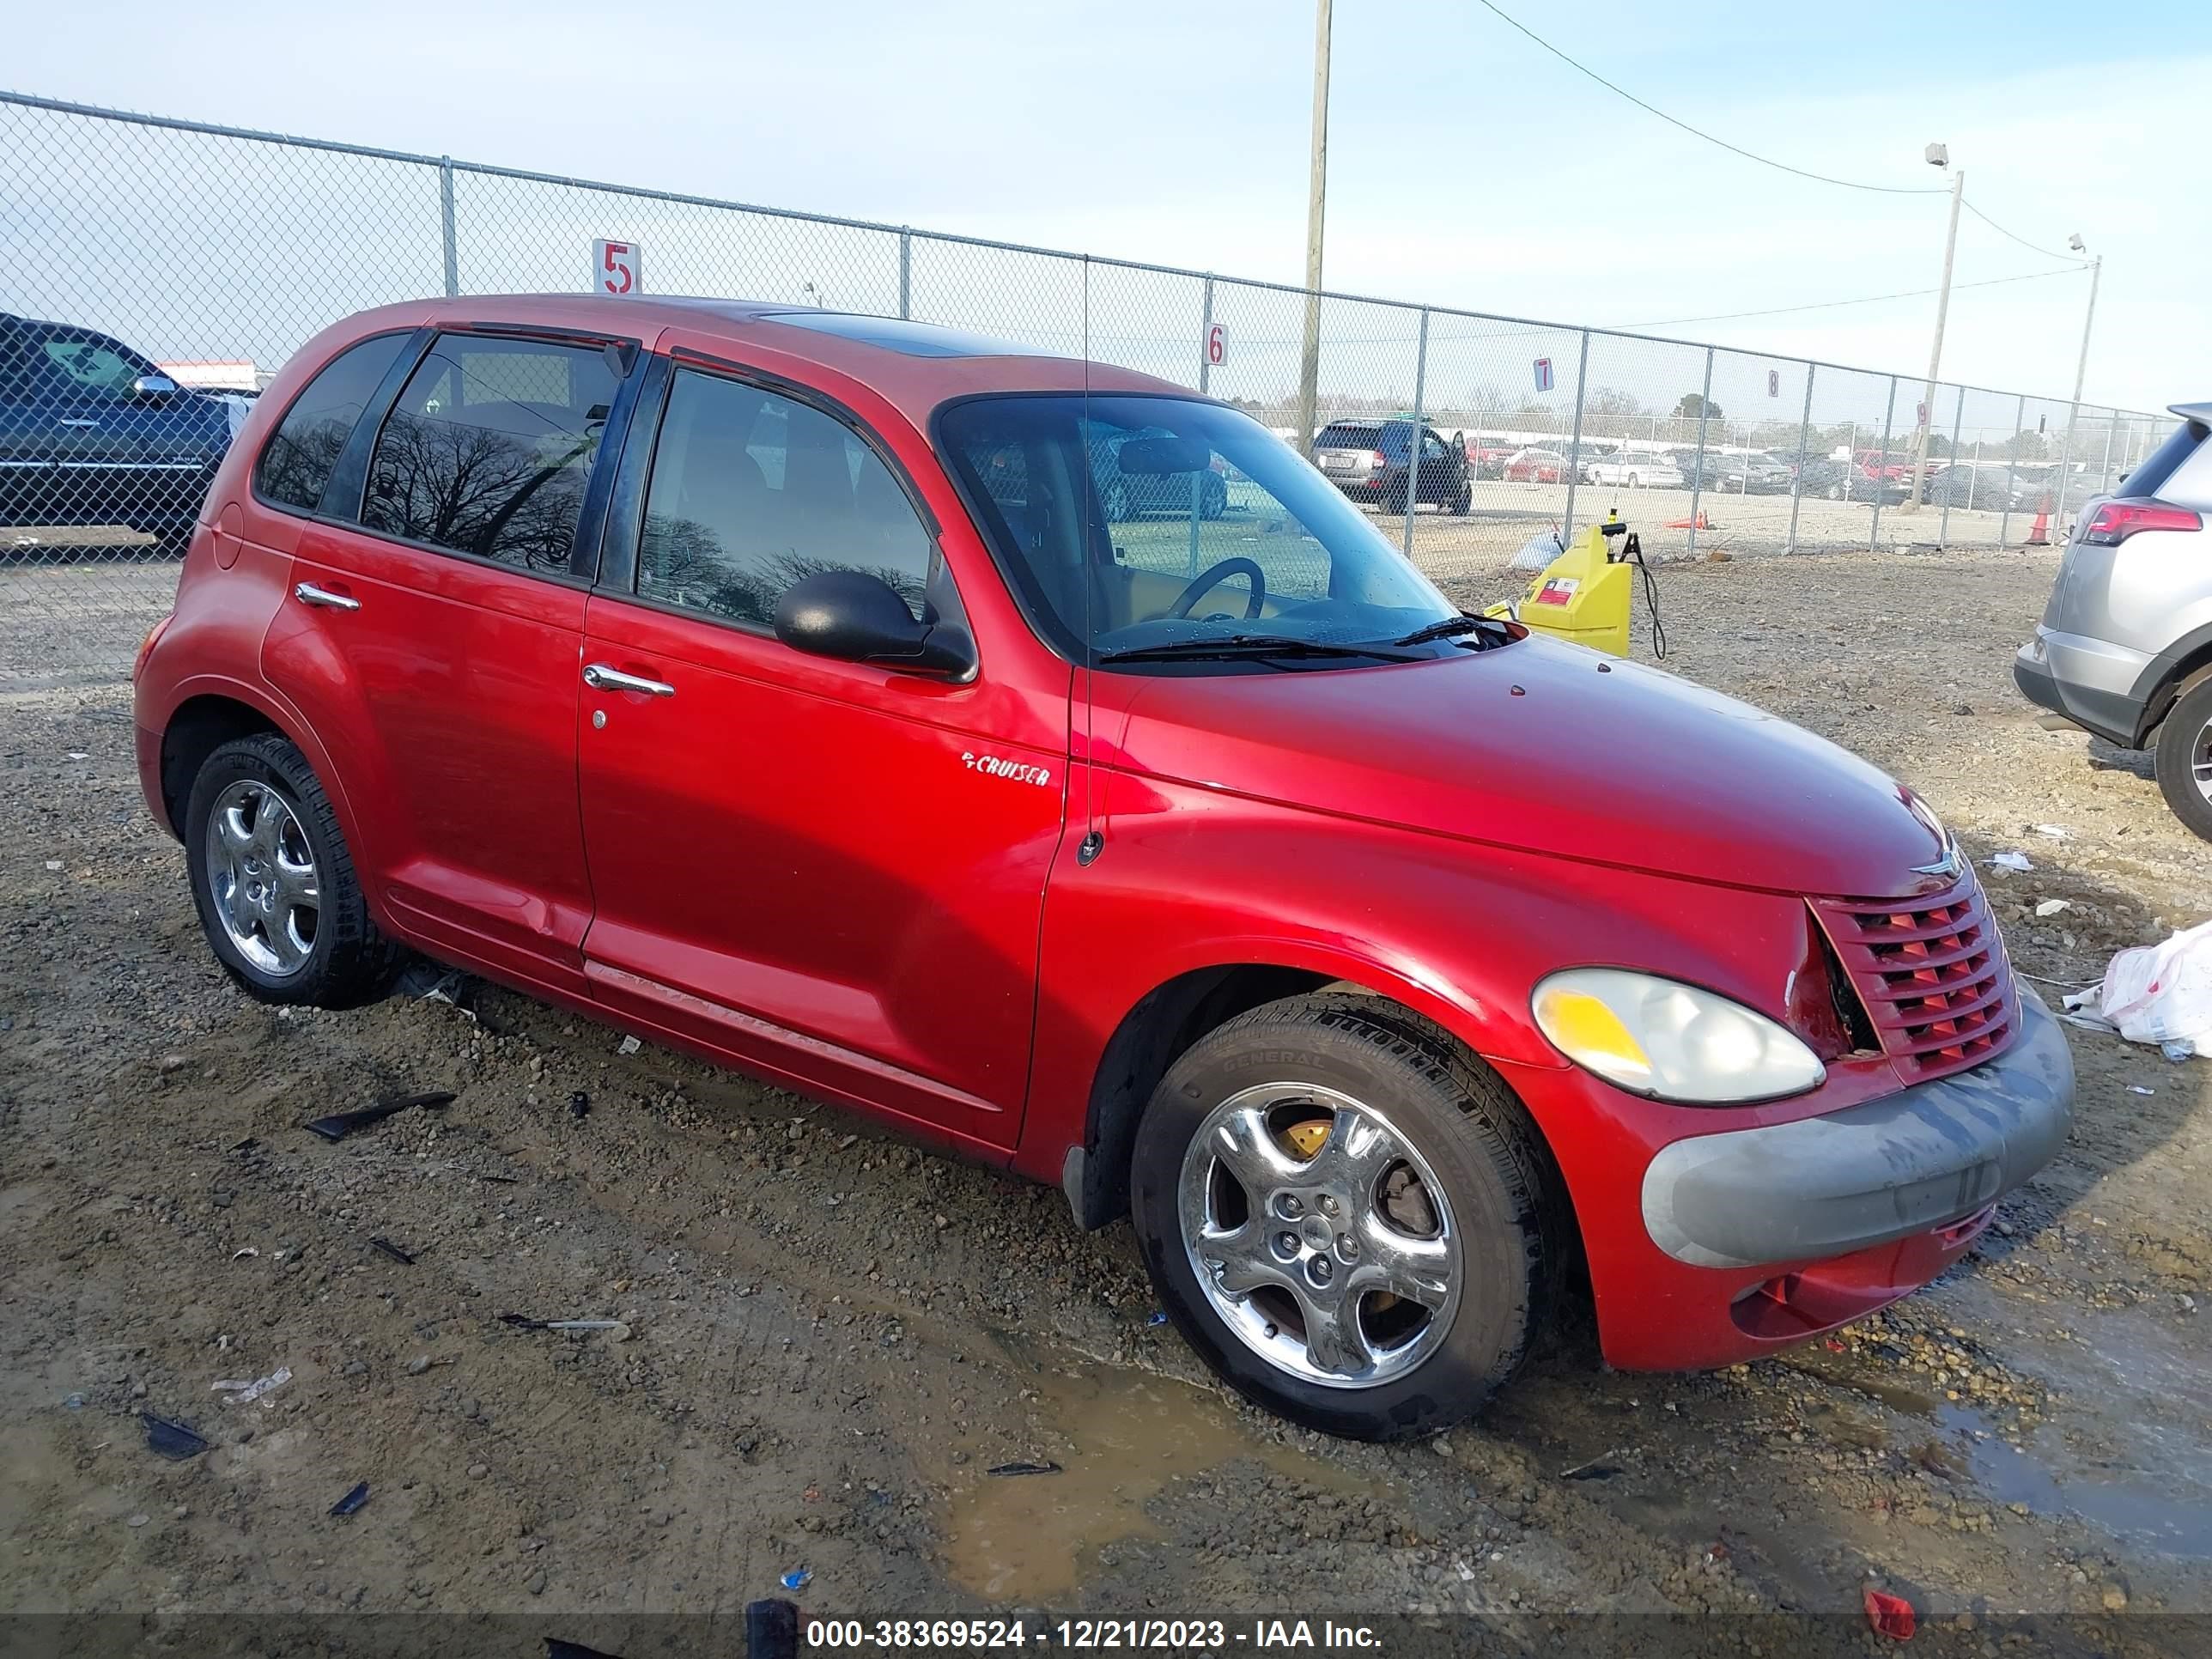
(1169, 556, 1267, 621)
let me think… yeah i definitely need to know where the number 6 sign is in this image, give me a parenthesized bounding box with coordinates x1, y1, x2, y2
(593, 240, 640, 297)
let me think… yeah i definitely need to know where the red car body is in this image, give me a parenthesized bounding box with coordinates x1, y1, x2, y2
(135, 296, 2069, 1378)
(1503, 447, 1567, 484)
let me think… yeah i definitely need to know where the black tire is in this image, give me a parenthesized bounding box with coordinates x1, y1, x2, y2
(2154, 677, 2212, 842)
(1200, 477, 1226, 520)
(183, 732, 401, 1007)
(1449, 483, 1471, 516)
(1129, 993, 1566, 1441)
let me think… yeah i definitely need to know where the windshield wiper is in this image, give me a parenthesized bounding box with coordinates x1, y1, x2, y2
(1389, 613, 1516, 648)
(1095, 635, 1418, 665)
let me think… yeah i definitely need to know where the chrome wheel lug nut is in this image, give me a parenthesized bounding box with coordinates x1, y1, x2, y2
(1318, 1194, 1340, 1218)
(1277, 1194, 1304, 1218)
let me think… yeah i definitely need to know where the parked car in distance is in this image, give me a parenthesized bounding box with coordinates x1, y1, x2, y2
(1678, 453, 1794, 495)
(1090, 423, 1228, 521)
(137, 295, 2074, 1441)
(1798, 458, 1906, 504)
(2017, 405, 2212, 839)
(2, 312, 235, 555)
(1312, 418, 1471, 514)
(1502, 447, 1569, 483)
(1467, 435, 1518, 479)
(1583, 453, 1681, 489)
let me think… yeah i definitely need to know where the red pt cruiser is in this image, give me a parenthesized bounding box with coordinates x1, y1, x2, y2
(134, 297, 2072, 1440)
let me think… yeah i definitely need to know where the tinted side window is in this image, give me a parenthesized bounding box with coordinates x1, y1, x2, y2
(254, 333, 413, 514)
(362, 333, 618, 571)
(32, 326, 155, 396)
(636, 369, 934, 629)
(2129, 419, 2209, 506)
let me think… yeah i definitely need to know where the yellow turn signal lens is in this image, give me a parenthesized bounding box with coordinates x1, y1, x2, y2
(1534, 987, 1653, 1087)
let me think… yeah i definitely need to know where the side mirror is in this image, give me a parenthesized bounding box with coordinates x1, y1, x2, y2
(131, 374, 181, 398)
(775, 568, 975, 681)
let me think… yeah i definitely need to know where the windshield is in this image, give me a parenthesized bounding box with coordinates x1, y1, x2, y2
(938, 394, 1464, 668)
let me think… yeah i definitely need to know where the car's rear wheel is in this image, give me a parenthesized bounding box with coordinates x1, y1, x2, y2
(184, 732, 400, 1006)
(1449, 482, 1471, 515)
(2154, 677, 2212, 843)
(1130, 993, 1565, 1440)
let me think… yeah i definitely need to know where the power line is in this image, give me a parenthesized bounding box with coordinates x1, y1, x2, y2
(1472, 0, 1946, 195)
(1960, 199, 2086, 264)
(1611, 265, 2087, 330)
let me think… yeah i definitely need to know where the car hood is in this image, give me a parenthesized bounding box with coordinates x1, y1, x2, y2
(1104, 635, 1948, 899)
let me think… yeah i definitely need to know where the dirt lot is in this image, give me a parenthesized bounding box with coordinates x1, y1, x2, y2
(6, 545, 2212, 1652)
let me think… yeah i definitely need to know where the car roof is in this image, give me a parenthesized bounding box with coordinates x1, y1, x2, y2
(321, 295, 1196, 426)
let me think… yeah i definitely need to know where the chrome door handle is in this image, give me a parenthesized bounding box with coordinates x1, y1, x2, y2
(583, 662, 675, 697)
(295, 581, 361, 611)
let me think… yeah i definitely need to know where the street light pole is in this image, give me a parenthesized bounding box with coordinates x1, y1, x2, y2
(2070, 248, 2103, 407)
(1294, 0, 1332, 460)
(1907, 147, 1963, 514)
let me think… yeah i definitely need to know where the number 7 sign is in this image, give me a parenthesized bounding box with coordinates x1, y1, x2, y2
(593, 240, 640, 297)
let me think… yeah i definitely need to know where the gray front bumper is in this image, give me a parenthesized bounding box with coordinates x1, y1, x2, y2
(1641, 984, 2074, 1270)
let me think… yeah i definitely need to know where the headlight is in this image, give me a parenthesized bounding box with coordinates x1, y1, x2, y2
(1531, 969, 1825, 1104)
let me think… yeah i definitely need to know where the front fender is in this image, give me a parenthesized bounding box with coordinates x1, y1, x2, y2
(1014, 768, 1822, 1185)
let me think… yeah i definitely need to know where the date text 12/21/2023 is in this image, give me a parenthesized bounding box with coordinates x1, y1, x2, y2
(803, 1619, 1384, 1650)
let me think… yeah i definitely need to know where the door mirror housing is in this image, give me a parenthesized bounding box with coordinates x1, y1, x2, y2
(130, 374, 182, 398)
(775, 569, 976, 681)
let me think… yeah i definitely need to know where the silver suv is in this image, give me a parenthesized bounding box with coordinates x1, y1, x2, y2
(2015, 404, 2212, 836)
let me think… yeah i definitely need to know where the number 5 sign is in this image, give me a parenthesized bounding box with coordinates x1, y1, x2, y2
(593, 240, 640, 297)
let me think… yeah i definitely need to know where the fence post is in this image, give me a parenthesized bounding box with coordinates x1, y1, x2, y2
(1560, 329, 1590, 546)
(1189, 274, 1216, 574)
(438, 157, 459, 298)
(1400, 307, 1429, 562)
(2099, 411, 2117, 492)
(1686, 347, 1713, 555)
(1787, 363, 1814, 554)
(1869, 376, 1898, 550)
(1999, 394, 2025, 547)
(1939, 384, 1964, 547)
(897, 228, 913, 320)
(2050, 401, 2080, 538)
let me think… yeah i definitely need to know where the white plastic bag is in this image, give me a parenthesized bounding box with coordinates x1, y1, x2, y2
(2068, 919, 2212, 1057)
(1510, 528, 1562, 572)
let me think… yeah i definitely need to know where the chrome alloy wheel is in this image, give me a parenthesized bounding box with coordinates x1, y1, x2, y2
(1177, 1083, 1461, 1389)
(204, 779, 319, 976)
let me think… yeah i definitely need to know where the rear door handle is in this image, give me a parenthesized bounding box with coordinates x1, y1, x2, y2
(295, 581, 361, 611)
(583, 662, 675, 697)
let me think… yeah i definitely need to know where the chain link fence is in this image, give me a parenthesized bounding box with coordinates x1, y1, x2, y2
(1, 89, 2172, 689)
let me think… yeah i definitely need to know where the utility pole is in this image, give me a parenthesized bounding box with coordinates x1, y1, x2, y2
(1906, 144, 1962, 513)
(2069, 242, 2103, 407)
(1294, 0, 1332, 460)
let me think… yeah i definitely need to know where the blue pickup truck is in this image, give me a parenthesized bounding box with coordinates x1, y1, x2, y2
(3, 312, 237, 556)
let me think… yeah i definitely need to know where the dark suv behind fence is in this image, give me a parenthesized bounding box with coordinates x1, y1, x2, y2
(1311, 418, 1471, 514)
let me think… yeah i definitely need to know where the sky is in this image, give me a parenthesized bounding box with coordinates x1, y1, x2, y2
(8, 0, 2208, 415)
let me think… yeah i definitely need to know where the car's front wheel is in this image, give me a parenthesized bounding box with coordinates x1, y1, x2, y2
(184, 732, 400, 1006)
(1130, 993, 1565, 1440)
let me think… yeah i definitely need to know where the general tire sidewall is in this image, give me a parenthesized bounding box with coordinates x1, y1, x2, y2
(1131, 1021, 1539, 1439)
(184, 743, 343, 998)
(2155, 681, 2212, 842)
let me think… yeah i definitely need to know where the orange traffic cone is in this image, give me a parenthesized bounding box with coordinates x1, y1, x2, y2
(2026, 507, 2049, 546)
(1666, 511, 1711, 531)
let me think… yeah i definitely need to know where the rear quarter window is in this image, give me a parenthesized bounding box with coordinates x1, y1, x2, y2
(2127, 418, 2210, 507)
(254, 332, 414, 513)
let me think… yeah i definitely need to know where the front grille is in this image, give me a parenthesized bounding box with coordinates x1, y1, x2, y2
(1812, 871, 2018, 1083)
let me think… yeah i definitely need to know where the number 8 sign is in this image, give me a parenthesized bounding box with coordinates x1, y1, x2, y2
(593, 240, 640, 297)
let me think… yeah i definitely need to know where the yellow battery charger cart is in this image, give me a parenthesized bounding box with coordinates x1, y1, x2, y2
(1484, 512, 1665, 659)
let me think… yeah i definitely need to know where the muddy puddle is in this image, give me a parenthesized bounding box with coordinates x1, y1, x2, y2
(938, 1339, 1387, 1601)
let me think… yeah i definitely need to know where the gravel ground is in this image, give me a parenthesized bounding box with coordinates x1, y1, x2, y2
(5, 544, 2212, 1651)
